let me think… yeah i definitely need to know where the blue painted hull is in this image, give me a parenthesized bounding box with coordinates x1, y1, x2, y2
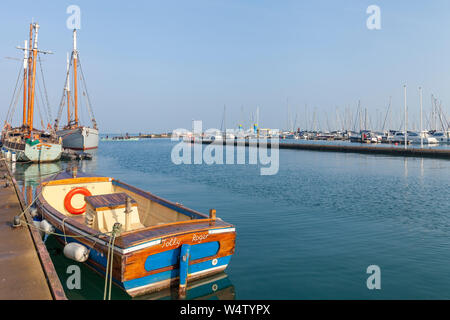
(53, 227, 233, 296)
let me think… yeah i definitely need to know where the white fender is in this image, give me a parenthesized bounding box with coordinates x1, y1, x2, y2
(64, 242, 89, 262)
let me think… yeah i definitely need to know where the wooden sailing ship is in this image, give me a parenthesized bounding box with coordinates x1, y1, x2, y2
(36, 168, 236, 297)
(1, 23, 62, 162)
(55, 29, 99, 151)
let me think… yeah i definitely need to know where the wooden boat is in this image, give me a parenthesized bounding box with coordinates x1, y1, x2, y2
(55, 29, 99, 151)
(1, 127, 62, 162)
(36, 168, 236, 297)
(2, 23, 62, 162)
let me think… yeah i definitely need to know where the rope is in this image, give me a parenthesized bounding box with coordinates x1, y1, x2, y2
(34, 91, 45, 129)
(7, 79, 24, 125)
(55, 52, 73, 127)
(108, 234, 117, 300)
(103, 232, 113, 300)
(18, 217, 112, 240)
(38, 54, 53, 123)
(78, 55, 96, 124)
(16, 169, 64, 220)
(104, 223, 121, 300)
(4, 64, 23, 125)
(62, 216, 69, 244)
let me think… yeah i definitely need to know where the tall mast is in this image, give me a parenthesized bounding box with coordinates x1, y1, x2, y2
(419, 86, 423, 148)
(26, 24, 33, 129)
(22, 40, 28, 127)
(73, 29, 78, 126)
(404, 85, 407, 149)
(28, 23, 39, 132)
(66, 52, 71, 124)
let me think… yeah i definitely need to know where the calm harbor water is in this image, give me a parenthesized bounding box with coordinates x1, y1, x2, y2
(12, 138, 450, 299)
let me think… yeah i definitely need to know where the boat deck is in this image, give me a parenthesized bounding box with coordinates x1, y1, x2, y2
(0, 159, 65, 299)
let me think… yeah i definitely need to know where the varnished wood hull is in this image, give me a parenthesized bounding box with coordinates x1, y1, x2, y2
(36, 172, 236, 297)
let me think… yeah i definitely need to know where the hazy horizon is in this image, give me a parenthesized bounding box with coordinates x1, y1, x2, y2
(1, 0, 450, 133)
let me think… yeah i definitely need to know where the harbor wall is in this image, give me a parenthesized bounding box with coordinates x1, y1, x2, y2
(198, 140, 450, 160)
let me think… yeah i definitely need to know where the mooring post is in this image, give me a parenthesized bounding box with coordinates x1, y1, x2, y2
(72, 166, 77, 178)
(209, 209, 216, 220)
(209, 209, 216, 226)
(179, 244, 191, 298)
(124, 196, 131, 231)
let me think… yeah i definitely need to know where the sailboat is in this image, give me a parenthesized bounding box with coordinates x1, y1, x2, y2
(55, 29, 99, 151)
(1, 23, 62, 163)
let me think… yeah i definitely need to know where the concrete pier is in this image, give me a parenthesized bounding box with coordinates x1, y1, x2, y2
(0, 159, 66, 300)
(198, 140, 450, 160)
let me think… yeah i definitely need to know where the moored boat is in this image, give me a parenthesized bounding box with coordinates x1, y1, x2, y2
(55, 29, 99, 151)
(36, 168, 236, 297)
(2, 22, 62, 163)
(390, 131, 439, 145)
(57, 126, 99, 150)
(2, 127, 62, 162)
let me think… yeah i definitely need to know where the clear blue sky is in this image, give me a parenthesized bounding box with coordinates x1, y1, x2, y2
(1, 0, 450, 133)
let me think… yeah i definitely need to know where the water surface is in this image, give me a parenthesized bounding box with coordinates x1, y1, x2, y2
(13, 138, 450, 299)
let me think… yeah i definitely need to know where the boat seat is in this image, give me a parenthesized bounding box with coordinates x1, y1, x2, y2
(84, 192, 145, 233)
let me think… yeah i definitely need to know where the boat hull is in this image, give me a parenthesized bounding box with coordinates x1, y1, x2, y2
(50, 230, 233, 297)
(2, 139, 62, 162)
(36, 173, 236, 297)
(57, 126, 99, 150)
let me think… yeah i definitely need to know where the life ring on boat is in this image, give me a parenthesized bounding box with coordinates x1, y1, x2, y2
(64, 187, 92, 215)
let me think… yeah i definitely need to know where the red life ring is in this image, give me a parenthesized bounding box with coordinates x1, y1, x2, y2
(64, 187, 92, 215)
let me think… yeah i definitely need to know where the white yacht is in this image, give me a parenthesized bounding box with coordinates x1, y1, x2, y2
(391, 131, 438, 145)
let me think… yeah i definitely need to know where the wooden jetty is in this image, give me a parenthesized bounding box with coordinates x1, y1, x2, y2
(0, 159, 66, 300)
(198, 140, 450, 160)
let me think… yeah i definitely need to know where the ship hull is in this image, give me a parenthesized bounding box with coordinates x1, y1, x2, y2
(2, 139, 62, 163)
(57, 126, 99, 150)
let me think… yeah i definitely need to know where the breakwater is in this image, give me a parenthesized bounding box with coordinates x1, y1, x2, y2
(198, 140, 450, 160)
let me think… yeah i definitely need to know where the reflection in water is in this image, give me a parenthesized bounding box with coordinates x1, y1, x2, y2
(14, 162, 63, 187)
(403, 157, 408, 178)
(136, 273, 235, 300)
(45, 235, 234, 300)
(420, 158, 424, 178)
(79, 149, 98, 173)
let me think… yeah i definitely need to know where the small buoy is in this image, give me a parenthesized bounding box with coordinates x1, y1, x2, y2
(12, 215, 21, 228)
(63, 242, 89, 262)
(40, 219, 55, 234)
(11, 152, 16, 162)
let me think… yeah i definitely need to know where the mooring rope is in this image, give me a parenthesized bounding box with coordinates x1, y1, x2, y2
(15, 169, 65, 220)
(103, 223, 121, 300)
